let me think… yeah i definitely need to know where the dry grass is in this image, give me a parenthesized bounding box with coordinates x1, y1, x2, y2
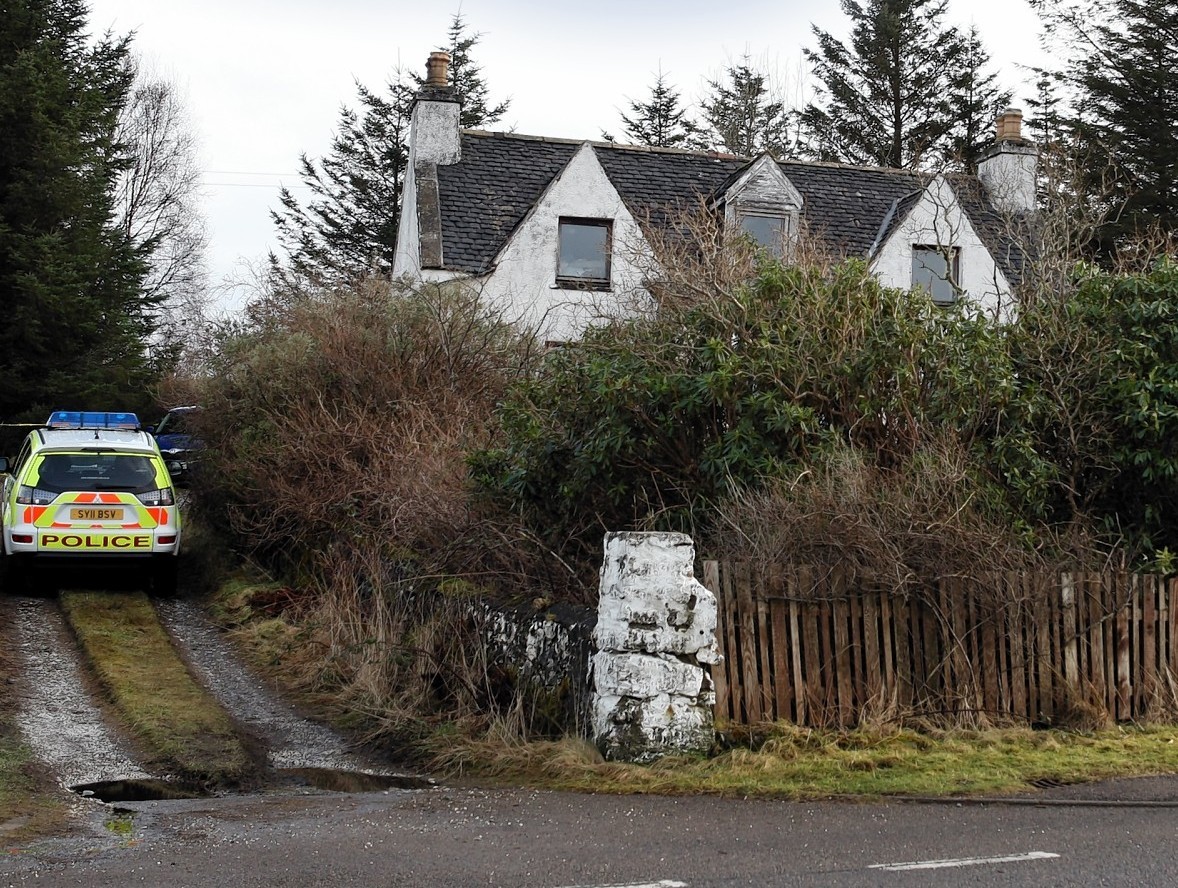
(60, 591, 260, 788)
(708, 441, 1054, 594)
(211, 560, 499, 753)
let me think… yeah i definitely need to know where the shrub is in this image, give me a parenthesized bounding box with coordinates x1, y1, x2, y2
(191, 277, 535, 579)
(472, 258, 1019, 578)
(1003, 259, 1178, 559)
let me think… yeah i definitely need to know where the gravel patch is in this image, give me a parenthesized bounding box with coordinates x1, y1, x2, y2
(11, 597, 150, 788)
(154, 598, 393, 774)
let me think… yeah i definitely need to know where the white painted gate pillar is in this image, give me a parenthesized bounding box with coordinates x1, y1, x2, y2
(590, 532, 721, 762)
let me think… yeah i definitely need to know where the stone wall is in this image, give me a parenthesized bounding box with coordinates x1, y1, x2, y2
(475, 531, 721, 762)
(477, 600, 595, 735)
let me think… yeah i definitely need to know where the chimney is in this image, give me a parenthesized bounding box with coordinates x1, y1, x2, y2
(400, 52, 463, 272)
(409, 50, 461, 166)
(425, 51, 451, 87)
(976, 107, 1037, 214)
(995, 107, 1024, 142)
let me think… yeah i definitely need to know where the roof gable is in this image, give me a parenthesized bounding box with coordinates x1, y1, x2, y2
(435, 133, 579, 273)
(721, 153, 804, 213)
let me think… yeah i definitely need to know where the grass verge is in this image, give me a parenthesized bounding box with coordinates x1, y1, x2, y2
(424, 720, 1178, 799)
(0, 620, 68, 844)
(60, 591, 260, 789)
(212, 571, 1178, 799)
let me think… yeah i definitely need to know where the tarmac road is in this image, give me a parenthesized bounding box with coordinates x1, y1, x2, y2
(4, 590, 1177, 887)
(3, 777, 1178, 887)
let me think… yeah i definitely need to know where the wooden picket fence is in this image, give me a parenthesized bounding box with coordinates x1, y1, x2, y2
(702, 563, 1178, 727)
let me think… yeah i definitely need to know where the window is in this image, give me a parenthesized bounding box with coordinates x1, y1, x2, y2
(35, 454, 158, 494)
(912, 246, 961, 305)
(739, 214, 789, 257)
(557, 219, 612, 288)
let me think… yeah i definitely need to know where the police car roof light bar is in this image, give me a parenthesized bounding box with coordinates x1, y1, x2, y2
(46, 411, 141, 430)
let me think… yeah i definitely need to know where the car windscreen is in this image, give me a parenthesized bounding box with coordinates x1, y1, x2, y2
(34, 453, 158, 494)
(155, 411, 193, 437)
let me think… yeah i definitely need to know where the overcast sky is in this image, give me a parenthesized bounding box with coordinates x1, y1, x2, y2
(85, 0, 1050, 313)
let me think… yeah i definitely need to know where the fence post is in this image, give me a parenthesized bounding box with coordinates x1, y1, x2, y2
(1062, 572, 1079, 693)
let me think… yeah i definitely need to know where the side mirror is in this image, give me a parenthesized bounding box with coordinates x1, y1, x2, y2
(145, 425, 156, 435)
(0, 458, 9, 474)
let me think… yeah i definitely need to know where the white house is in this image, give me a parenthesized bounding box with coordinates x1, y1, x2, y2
(394, 52, 1037, 342)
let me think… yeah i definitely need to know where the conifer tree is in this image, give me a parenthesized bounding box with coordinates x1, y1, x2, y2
(0, 0, 161, 420)
(1045, 0, 1178, 245)
(949, 27, 1012, 170)
(699, 58, 792, 157)
(607, 71, 704, 149)
(271, 76, 416, 285)
(800, 0, 1004, 170)
(445, 13, 510, 130)
(271, 14, 509, 285)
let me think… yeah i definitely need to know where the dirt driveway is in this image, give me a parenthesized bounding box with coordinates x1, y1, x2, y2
(1, 589, 428, 839)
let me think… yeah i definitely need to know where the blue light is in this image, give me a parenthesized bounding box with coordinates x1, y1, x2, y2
(46, 411, 141, 430)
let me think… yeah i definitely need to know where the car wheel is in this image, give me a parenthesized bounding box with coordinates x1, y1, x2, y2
(150, 558, 179, 597)
(1, 554, 32, 597)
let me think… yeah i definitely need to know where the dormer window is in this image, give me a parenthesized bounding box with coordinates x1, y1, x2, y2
(720, 155, 803, 262)
(912, 245, 961, 306)
(557, 218, 612, 289)
(739, 213, 790, 257)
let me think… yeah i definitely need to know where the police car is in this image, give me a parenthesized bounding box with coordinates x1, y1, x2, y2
(0, 411, 182, 594)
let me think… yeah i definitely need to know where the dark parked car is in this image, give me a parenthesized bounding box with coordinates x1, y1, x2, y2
(150, 406, 203, 485)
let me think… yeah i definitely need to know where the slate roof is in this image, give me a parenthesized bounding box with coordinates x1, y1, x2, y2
(435, 133, 579, 274)
(949, 176, 1032, 291)
(781, 162, 925, 256)
(432, 131, 1025, 286)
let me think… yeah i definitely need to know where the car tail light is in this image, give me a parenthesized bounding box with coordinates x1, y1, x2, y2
(158, 535, 177, 545)
(12, 534, 33, 544)
(16, 485, 57, 506)
(137, 487, 175, 507)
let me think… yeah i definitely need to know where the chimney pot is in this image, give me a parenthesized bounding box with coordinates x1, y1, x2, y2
(426, 51, 451, 88)
(996, 107, 1024, 141)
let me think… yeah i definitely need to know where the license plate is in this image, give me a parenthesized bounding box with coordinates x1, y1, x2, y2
(70, 508, 124, 521)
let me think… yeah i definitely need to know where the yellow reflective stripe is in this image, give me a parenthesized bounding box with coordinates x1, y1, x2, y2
(31, 493, 154, 528)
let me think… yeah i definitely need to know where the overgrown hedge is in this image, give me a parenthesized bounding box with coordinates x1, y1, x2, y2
(189, 259, 1178, 600)
(473, 258, 1178, 575)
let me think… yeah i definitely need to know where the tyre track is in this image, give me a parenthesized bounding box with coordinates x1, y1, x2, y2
(154, 598, 391, 774)
(10, 597, 150, 788)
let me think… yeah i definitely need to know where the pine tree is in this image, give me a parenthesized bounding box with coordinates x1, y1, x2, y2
(699, 58, 792, 156)
(445, 13, 510, 130)
(949, 27, 1012, 170)
(800, 0, 1004, 170)
(608, 71, 704, 149)
(1064, 0, 1178, 244)
(270, 76, 416, 285)
(271, 14, 509, 285)
(0, 0, 162, 421)
(1025, 69, 1069, 147)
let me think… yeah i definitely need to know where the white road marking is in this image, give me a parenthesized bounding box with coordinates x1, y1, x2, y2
(871, 851, 1060, 871)
(554, 882, 687, 888)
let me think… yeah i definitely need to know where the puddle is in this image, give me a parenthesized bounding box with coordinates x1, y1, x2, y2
(71, 779, 206, 803)
(276, 768, 433, 793)
(72, 770, 432, 803)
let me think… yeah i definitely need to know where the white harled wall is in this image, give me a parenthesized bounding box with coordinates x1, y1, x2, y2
(871, 177, 1012, 320)
(479, 143, 650, 342)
